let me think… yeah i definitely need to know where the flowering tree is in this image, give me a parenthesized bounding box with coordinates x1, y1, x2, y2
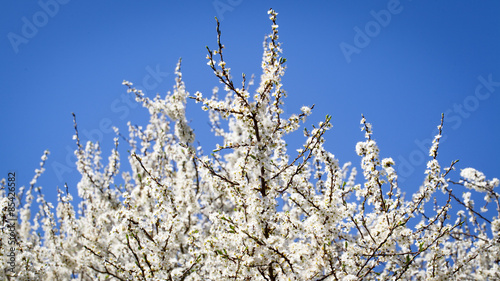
(1, 9, 499, 280)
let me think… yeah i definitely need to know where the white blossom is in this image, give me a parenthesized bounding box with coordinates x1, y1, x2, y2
(1, 9, 498, 281)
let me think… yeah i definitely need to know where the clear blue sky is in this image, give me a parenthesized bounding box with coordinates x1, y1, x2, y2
(1, 1, 499, 207)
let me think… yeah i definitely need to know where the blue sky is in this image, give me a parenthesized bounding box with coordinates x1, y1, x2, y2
(1, 1, 499, 208)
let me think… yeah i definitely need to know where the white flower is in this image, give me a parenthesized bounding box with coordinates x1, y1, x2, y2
(300, 106, 311, 115)
(343, 274, 358, 281)
(382, 158, 394, 168)
(355, 142, 365, 155)
(461, 168, 489, 191)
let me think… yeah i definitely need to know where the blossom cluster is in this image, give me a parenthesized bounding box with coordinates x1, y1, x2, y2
(1, 9, 499, 280)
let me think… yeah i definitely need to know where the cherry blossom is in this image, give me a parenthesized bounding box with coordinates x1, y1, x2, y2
(1, 9, 499, 281)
